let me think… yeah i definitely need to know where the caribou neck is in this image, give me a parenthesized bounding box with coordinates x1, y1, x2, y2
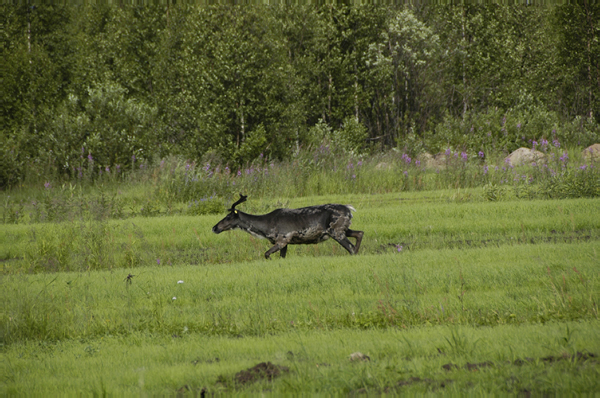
(237, 211, 272, 239)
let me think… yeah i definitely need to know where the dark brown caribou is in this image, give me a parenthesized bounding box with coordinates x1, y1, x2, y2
(212, 194, 364, 259)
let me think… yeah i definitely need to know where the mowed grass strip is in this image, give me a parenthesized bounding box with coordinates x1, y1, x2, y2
(2, 194, 599, 271)
(2, 321, 599, 395)
(3, 242, 598, 344)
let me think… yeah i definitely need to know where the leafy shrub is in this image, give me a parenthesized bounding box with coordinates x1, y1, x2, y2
(538, 167, 600, 199)
(41, 83, 158, 180)
(483, 183, 505, 202)
(560, 116, 600, 148)
(306, 118, 369, 155)
(334, 117, 369, 154)
(186, 197, 224, 216)
(2, 196, 25, 224)
(428, 106, 561, 155)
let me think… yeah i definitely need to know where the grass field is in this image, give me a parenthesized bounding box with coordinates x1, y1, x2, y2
(1, 190, 599, 394)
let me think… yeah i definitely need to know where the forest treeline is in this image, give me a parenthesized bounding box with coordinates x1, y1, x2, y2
(2, 4, 599, 188)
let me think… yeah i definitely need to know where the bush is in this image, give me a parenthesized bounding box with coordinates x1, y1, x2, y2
(428, 106, 562, 155)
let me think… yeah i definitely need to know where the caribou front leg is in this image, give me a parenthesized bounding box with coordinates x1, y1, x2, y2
(265, 243, 288, 259)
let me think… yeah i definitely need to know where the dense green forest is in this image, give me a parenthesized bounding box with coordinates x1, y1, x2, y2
(2, 4, 599, 188)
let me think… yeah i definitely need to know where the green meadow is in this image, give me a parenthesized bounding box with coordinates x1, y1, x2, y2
(3, 3, 600, 393)
(2, 190, 599, 394)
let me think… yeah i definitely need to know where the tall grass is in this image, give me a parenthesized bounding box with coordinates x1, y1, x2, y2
(2, 143, 598, 224)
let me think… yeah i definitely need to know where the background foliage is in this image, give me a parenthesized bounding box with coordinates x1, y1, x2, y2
(2, 4, 599, 188)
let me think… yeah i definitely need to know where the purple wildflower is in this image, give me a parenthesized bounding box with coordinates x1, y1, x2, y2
(157, 259, 161, 265)
(415, 160, 421, 167)
(445, 148, 452, 156)
(44, 181, 51, 190)
(105, 166, 110, 173)
(87, 153, 93, 162)
(532, 140, 538, 150)
(461, 152, 468, 162)
(553, 139, 560, 148)
(483, 165, 488, 175)
(517, 123, 522, 129)
(580, 165, 587, 170)
(478, 151, 484, 158)
(559, 152, 569, 163)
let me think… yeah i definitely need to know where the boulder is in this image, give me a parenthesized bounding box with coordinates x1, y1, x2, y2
(418, 152, 437, 169)
(349, 352, 370, 362)
(582, 144, 600, 161)
(419, 152, 447, 169)
(505, 147, 545, 166)
(375, 162, 392, 170)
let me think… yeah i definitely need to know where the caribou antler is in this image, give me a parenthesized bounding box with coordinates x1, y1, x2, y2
(229, 194, 248, 212)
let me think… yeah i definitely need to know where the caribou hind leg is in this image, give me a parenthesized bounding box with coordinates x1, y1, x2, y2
(346, 229, 364, 254)
(333, 236, 356, 254)
(333, 229, 364, 255)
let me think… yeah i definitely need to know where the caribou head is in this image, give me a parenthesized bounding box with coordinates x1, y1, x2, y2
(212, 194, 248, 234)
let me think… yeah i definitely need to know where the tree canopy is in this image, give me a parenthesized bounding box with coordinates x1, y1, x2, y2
(2, 4, 598, 188)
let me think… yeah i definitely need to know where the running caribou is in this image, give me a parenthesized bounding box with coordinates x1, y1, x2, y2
(212, 194, 364, 259)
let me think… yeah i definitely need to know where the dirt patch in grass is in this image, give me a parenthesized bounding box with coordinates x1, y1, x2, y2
(380, 230, 598, 254)
(442, 351, 597, 371)
(349, 377, 454, 394)
(234, 362, 290, 385)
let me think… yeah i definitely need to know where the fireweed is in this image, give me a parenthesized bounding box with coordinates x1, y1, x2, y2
(1, 144, 598, 224)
